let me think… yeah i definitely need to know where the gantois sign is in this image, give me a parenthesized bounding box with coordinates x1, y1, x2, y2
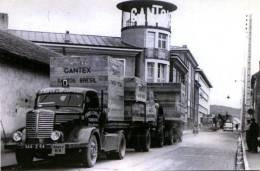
(122, 4, 171, 29)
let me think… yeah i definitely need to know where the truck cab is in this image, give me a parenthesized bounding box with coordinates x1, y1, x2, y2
(6, 87, 126, 168)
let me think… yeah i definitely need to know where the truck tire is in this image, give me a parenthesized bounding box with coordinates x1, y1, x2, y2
(157, 129, 164, 147)
(108, 133, 126, 160)
(16, 149, 33, 168)
(82, 135, 98, 168)
(141, 129, 151, 152)
(177, 130, 183, 142)
(167, 128, 174, 145)
(134, 131, 142, 152)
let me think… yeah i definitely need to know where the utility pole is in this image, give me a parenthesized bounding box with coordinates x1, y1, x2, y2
(245, 14, 252, 113)
(241, 68, 246, 131)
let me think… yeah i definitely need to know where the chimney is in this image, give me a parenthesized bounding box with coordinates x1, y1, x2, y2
(0, 13, 8, 30)
(182, 44, 187, 48)
(64, 30, 70, 43)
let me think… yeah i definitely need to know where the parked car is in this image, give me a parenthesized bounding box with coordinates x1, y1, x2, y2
(223, 122, 233, 131)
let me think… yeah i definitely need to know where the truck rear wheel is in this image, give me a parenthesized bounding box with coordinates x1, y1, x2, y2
(167, 128, 174, 145)
(16, 150, 33, 167)
(134, 131, 142, 152)
(82, 135, 98, 168)
(141, 129, 151, 152)
(157, 129, 164, 147)
(108, 133, 126, 160)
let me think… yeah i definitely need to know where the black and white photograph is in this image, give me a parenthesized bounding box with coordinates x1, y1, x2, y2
(0, 0, 260, 170)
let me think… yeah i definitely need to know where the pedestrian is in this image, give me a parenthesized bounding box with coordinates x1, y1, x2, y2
(213, 117, 217, 128)
(155, 100, 165, 128)
(235, 123, 239, 131)
(248, 118, 259, 153)
(246, 120, 251, 151)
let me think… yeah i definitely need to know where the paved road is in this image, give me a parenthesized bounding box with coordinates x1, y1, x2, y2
(2, 130, 239, 171)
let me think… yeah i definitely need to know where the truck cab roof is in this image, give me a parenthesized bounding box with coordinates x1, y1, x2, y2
(38, 87, 98, 94)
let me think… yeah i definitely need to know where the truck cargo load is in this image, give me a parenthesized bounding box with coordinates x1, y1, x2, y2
(50, 56, 125, 121)
(124, 77, 156, 123)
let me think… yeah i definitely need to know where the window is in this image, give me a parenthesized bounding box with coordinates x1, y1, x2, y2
(85, 91, 99, 109)
(172, 67, 177, 83)
(147, 62, 154, 82)
(116, 59, 126, 76)
(147, 32, 155, 48)
(158, 33, 167, 49)
(157, 63, 167, 82)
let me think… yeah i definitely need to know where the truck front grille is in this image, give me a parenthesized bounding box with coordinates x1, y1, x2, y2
(26, 111, 54, 138)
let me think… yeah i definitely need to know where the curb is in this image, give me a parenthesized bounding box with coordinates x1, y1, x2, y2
(241, 135, 249, 170)
(235, 134, 249, 170)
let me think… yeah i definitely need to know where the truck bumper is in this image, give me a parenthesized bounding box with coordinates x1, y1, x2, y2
(5, 142, 88, 151)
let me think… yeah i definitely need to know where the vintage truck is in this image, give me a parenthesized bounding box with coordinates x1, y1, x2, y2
(5, 56, 157, 167)
(148, 83, 186, 145)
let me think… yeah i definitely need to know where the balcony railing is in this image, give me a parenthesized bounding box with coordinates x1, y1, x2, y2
(145, 48, 170, 60)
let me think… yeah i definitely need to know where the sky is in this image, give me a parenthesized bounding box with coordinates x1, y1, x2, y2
(0, 0, 259, 108)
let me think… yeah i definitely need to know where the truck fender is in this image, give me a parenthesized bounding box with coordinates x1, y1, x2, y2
(77, 127, 101, 150)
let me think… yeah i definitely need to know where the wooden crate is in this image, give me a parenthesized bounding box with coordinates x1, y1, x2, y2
(50, 56, 125, 122)
(123, 77, 156, 123)
(124, 77, 147, 103)
(147, 83, 185, 122)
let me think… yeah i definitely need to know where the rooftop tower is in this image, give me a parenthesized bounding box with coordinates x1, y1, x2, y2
(117, 0, 177, 83)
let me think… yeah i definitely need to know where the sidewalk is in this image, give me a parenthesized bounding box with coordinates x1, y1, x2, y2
(241, 135, 260, 170)
(1, 150, 16, 167)
(246, 148, 260, 170)
(1, 139, 17, 167)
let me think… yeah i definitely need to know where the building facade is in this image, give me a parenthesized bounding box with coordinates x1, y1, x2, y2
(171, 46, 198, 127)
(0, 0, 210, 128)
(251, 63, 260, 133)
(195, 68, 212, 126)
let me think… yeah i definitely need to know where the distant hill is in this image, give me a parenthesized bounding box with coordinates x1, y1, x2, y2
(210, 105, 241, 119)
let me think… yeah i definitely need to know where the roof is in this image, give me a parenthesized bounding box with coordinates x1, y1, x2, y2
(38, 87, 97, 94)
(8, 29, 140, 49)
(0, 29, 62, 64)
(195, 68, 213, 88)
(117, 0, 177, 12)
(170, 45, 199, 67)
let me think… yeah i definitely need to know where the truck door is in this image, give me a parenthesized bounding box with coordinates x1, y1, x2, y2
(85, 91, 100, 125)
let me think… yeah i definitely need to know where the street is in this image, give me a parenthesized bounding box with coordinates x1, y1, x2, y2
(2, 130, 239, 171)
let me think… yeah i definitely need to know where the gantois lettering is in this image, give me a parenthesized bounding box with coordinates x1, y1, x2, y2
(64, 67, 91, 74)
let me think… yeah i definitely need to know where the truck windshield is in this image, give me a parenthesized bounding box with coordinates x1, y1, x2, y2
(37, 93, 84, 108)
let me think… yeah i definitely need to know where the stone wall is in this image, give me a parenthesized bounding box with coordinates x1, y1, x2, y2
(0, 60, 49, 138)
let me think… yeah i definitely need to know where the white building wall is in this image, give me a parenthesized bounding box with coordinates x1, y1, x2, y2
(196, 72, 211, 125)
(0, 62, 49, 137)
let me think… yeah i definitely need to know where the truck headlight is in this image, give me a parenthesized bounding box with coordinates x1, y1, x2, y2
(50, 131, 62, 141)
(13, 131, 23, 142)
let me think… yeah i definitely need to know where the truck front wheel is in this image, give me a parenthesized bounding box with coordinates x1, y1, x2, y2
(82, 135, 98, 168)
(141, 129, 151, 152)
(16, 149, 33, 167)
